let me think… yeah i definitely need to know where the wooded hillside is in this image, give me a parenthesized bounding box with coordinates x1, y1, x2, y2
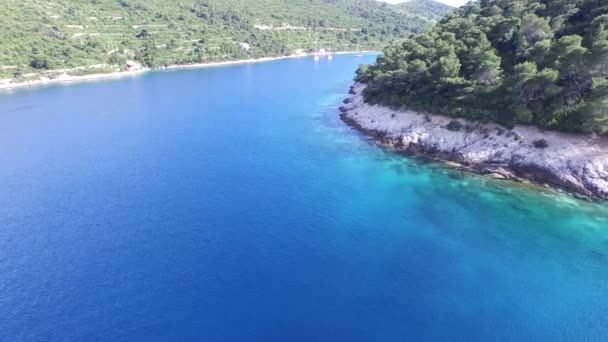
(357, 0, 608, 134)
(0, 0, 445, 78)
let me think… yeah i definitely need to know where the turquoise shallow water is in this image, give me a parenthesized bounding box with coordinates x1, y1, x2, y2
(1, 54, 608, 341)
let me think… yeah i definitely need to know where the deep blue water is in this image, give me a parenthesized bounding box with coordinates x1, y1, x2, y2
(1, 54, 608, 341)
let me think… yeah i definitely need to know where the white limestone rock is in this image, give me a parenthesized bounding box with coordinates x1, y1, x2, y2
(341, 83, 608, 199)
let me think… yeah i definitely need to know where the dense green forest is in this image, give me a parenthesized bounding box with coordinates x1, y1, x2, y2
(357, 0, 608, 134)
(396, 0, 455, 22)
(0, 0, 446, 79)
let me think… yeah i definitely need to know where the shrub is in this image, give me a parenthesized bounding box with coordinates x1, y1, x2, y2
(30, 57, 50, 69)
(532, 139, 549, 148)
(446, 120, 463, 132)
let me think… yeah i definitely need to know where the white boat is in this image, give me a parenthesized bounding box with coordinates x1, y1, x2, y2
(313, 41, 320, 61)
(327, 45, 333, 60)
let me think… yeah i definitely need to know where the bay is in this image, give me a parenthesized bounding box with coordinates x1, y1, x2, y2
(1, 54, 607, 341)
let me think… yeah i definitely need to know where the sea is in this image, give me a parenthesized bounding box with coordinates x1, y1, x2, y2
(1, 54, 607, 341)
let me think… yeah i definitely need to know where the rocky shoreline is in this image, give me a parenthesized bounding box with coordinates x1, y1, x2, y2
(340, 82, 608, 200)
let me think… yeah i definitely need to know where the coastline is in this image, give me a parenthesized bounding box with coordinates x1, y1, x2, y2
(340, 82, 608, 200)
(0, 68, 150, 91)
(0, 51, 373, 91)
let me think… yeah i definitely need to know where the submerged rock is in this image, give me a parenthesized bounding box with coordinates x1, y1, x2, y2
(340, 83, 608, 200)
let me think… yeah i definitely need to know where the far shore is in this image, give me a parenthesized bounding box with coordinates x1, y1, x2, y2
(0, 51, 374, 91)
